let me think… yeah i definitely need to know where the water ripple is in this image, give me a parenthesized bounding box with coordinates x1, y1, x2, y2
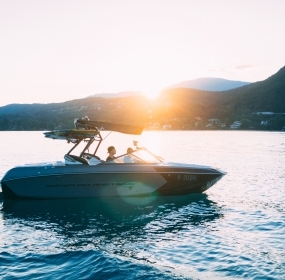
(1, 131, 285, 279)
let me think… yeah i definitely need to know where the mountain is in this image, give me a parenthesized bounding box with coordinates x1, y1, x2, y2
(219, 65, 285, 112)
(87, 78, 250, 99)
(154, 66, 285, 130)
(86, 91, 142, 98)
(167, 77, 251, 91)
(162, 66, 285, 113)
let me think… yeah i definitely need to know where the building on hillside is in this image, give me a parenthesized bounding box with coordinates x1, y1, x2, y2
(206, 119, 220, 128)
(208, 118, 220, 123)
(230, 121, 241, 129)
(254, 112, 274, 115)
(206, 123, 213, 128)
(148, 123, 161, 129)
(162, 124, 172, 130)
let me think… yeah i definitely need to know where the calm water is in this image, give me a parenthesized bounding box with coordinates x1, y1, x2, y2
(0, 131, 285, 279)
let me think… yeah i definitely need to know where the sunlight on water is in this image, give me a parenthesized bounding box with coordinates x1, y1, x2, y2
(1, 131, 285, 279)
(121, 196, 157, 206)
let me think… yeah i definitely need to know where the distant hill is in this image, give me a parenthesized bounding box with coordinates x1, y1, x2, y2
(167, 77, 251, 91)
(159, 66, 285, 118)
(87, 78, 250, 98)
(219, 65, 285, 112)
(86, 91, 142, 98)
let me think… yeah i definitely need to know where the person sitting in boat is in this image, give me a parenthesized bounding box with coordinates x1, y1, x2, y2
(124, 147, 134, 163)
(106, 146, 116, 161)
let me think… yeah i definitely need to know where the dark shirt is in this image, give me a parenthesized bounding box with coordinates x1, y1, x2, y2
(106, 156, 114, 161)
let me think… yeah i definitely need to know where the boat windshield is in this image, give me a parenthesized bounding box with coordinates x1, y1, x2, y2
(113, 149, 162, 164)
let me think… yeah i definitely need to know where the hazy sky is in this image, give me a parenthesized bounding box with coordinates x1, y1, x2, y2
(1, 0, 285, 106)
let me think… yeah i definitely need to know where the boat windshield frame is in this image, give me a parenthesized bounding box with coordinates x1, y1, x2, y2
(113, 148, 164, 164)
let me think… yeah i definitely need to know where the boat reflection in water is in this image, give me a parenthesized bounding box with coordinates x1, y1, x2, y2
(1, 194, 223, 256)
(1, 118, 226, 199)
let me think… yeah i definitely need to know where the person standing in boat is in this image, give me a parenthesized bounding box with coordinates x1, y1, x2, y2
(106, 146, 116, 161)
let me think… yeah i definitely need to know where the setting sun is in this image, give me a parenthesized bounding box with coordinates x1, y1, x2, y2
(142, 89, 161, 99)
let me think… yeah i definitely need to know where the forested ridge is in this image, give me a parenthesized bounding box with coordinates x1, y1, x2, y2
(0, 66, 285, 131)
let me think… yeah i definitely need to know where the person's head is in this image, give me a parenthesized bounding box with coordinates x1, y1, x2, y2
(107, 146, 116, 155)
(127, 147, 134, 154)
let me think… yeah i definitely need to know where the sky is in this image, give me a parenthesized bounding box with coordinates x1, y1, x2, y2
(0, 0, 285, 106)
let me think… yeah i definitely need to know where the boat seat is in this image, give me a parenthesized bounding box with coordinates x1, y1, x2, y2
(82, 153, 101, 160)
(64, 154, 90, 165)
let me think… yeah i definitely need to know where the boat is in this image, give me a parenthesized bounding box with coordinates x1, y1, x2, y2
(1, 118, 226, 199)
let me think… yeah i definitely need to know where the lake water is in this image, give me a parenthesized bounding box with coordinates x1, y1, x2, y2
(0, 131, 284, 279)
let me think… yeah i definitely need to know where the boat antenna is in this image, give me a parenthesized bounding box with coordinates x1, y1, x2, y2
(102, 131, 113, 140)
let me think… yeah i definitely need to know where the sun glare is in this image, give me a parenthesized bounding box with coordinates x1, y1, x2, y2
(142, 88, 161, 99)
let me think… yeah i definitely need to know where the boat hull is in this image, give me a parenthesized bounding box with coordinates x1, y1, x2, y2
(1, 163, 225, 199)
